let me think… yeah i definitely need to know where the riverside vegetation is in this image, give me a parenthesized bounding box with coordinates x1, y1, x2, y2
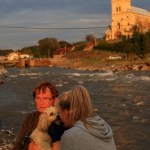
(52, 50, 150, 71)
(0, 26, 150, 68)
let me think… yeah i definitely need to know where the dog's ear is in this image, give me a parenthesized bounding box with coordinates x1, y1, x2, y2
(38, 112, 49, 131)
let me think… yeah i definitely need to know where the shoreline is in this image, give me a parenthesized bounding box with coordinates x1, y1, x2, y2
(50, 57, 150, 72)
(56, 51, 150, 71)
(1, 50, 150, 71)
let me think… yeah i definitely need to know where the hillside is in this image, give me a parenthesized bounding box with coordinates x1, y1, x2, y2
(52, 50, 150, 71)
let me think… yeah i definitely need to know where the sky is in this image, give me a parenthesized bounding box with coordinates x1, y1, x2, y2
(0, 0, 149, 50)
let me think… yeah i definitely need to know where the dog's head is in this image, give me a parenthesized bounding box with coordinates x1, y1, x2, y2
(38, 106, 58, 131)
(44, 106, 58, 124)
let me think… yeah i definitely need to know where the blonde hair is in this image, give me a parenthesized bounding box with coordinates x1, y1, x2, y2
(58, 85, 93, 124)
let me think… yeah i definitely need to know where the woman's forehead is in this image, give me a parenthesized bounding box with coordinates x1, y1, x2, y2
(36, 87, 51, 94)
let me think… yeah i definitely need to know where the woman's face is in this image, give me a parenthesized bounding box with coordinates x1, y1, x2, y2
(35, 87, 56, 112)
(58, 105, 73, 128)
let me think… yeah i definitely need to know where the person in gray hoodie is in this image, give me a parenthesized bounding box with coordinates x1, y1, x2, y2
(56, 85, 116, 150)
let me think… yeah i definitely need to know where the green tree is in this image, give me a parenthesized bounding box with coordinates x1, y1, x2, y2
(131, 26, 148, 58)
(59, 41, 72, 48)
(20, 46, 40, 58)
(38, 37, 59, 58)
(0, 49, 14, 56)
(143, 33, 150, 54)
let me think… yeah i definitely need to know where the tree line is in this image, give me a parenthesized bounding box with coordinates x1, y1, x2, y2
(19, 38, 72, 58)
(95, 26, 150, 58)
(0, 38, 73, 58)
(0, 49, 14, 56)
(0, 25, 150, 59)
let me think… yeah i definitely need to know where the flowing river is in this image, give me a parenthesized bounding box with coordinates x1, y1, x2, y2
(0, 67, 150, 150)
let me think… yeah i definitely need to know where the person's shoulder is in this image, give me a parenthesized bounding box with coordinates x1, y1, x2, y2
(24, 111, 40, 121)
(25, 111, 39, 117)
(61, 127, 78, 143)
(63, 121, 86, 138)
(64, 125, 80, 135)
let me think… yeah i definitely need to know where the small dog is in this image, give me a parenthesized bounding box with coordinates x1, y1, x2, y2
(30, 106, 58, 150)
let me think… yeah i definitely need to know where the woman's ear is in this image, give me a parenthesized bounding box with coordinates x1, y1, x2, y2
(64, 109, 70, 119)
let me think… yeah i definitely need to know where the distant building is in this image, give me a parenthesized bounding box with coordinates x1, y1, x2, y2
(7, 52, 32, 61)
(0, 56, 7, 61)
(83, 42, 95, 51)
(105, 0, 150, 40)
(19, 54, 33, 59)
(7, 52, 19, 61)
(83, 35, 97, 51)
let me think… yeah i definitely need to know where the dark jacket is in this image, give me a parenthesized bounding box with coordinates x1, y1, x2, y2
(13, 111, 64, 150)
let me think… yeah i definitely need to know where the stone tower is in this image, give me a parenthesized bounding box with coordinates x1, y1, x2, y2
(106, 0, 150, 40)
(111, 0, 131, 15)
(111, 0, 131, 39)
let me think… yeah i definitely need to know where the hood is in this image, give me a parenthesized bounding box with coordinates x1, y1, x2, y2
(75, 116, 113, 142)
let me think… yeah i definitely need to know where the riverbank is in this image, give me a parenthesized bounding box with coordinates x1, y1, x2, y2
(1, 51, 150, 71)
(0, 66, 8, 84)
(0, 129, 15, 150)
(51, 51, 150, 71)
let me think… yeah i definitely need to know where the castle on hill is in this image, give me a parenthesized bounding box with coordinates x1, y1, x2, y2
(105, 0, 150, 40)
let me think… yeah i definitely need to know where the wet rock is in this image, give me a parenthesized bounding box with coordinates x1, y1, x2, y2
(0, 129, 15, 150)
(0, 79, 4, 84)
(136, 101, 144, 106)
(0, 67, 8, 75)
(93, 108, 99, 112)
(140, 118, 149, 123)
(141, 65, 150, 70)
(119, 104, 127, 107)
(132, 116, 140, 121)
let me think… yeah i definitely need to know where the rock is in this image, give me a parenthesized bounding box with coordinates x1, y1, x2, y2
(140, 118, 149, 123)
(141, 65, 150, 70)
(119, 104, 127, 107)
(132, 116, 140, 121)
(0, 79, 4, 84)
(93, 108, 99, 112)
(0, 67, 8, 75)
(132, 65, 139, 70)
(136, 101, 144, 106)
(0, 129, 15, 150)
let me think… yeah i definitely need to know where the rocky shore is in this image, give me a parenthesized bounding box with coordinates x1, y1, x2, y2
(1, 51, 150, 72)
(0, 129, 15, 150)
(0, 66, 8, 84)
(50, 51, 150, 72)
(58, 59, 150, 71)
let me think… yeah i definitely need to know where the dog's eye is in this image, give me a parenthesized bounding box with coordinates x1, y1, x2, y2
(50, 112, 54, 116)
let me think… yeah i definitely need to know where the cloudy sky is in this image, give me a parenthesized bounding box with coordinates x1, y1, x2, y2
(0, 0, 149, 50)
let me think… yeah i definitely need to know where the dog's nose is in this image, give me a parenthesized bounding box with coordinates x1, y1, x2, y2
(57, 114, 60, 120)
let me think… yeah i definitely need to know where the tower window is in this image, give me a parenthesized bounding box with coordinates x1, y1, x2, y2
(148, 23, 150, 29)
(119, 7, 121, 11)
(118, 23, 121, 29)
(116, 7, 118, 12)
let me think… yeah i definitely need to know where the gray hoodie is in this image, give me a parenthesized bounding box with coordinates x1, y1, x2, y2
(60, 116, 116, 150)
